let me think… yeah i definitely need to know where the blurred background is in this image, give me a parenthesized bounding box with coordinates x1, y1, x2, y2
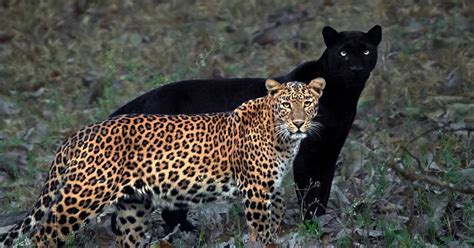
(0, 0, 472, 247)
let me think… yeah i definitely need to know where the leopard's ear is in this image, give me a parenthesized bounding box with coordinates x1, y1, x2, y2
(265, 79, 283, 95)
(308, 77, 326, 95)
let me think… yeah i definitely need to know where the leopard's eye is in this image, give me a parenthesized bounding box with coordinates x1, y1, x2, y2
(363, 50, 370, 55)
(304, 100, 312, 107)
(340, 51, 347, 57)
(282, 102, 291, 108)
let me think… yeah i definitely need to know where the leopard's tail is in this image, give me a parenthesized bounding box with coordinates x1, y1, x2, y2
(0, 208, 38, 247)
(0, 145, 70, 247)
(0, 189, 52, 246)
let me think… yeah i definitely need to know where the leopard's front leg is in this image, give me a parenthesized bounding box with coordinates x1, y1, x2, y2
(269, 189, 284, 235)
(241, 185, 283, 246)
(248, 190, 285, 240)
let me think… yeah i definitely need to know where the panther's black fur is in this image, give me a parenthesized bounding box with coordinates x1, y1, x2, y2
(111, 25, 382, 229)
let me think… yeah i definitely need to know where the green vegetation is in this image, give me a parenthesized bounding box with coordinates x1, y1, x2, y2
(298, 220, 322, 239)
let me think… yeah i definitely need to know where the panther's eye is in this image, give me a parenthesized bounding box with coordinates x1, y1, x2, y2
(304, 100, 312, 107)
(282, 102, 291, 108)
(363, 50, 370, 55)
(340, 51, 347, 57)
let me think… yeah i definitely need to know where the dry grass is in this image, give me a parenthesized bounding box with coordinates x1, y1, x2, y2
(0, 0, 472, 246)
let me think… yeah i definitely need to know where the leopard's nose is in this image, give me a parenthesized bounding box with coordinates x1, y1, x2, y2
(292, 120, 304, 129)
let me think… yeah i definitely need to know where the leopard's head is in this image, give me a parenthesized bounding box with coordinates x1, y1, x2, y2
(266, 78, 326, 140)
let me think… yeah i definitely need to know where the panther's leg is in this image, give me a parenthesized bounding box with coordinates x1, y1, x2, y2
(293, 137, 335, 219)
(112, 197, 155, 248)
(162, 208, 195, 232)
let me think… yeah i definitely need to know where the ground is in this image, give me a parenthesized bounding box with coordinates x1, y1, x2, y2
(0, 0, 472, 247)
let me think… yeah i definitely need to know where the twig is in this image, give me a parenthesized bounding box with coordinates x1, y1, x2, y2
(385, 158, 474, 195)
(406, 181, 415, 235)
(405, 126, 440, 147)
(400, 146, 423, 170)
(406, 125, 472, 148)
(155, 223, 180, 243)
(295, 180, 323, 221)
(445, 126, 474, 132)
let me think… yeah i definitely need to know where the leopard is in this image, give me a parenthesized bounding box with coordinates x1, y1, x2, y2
(0, 78, 325, 247)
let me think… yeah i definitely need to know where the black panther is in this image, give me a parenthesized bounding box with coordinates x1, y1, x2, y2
(110, 25, 382, 230)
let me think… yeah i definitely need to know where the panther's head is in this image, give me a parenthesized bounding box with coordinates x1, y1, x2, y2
(323, 25, 382, 86)
(266, 78, 326, 140)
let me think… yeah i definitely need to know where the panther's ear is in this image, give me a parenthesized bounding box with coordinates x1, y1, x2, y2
(308, 78, 326, 96)
(322, 26, 340, 47)
(265, 79, 283, 95)
(367, 25, 382, 46)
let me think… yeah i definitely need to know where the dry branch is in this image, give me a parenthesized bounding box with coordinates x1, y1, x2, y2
(385, 158, 474, 195)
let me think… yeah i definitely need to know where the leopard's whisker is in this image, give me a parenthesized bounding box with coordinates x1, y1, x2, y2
(307, 122, 324, 139)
